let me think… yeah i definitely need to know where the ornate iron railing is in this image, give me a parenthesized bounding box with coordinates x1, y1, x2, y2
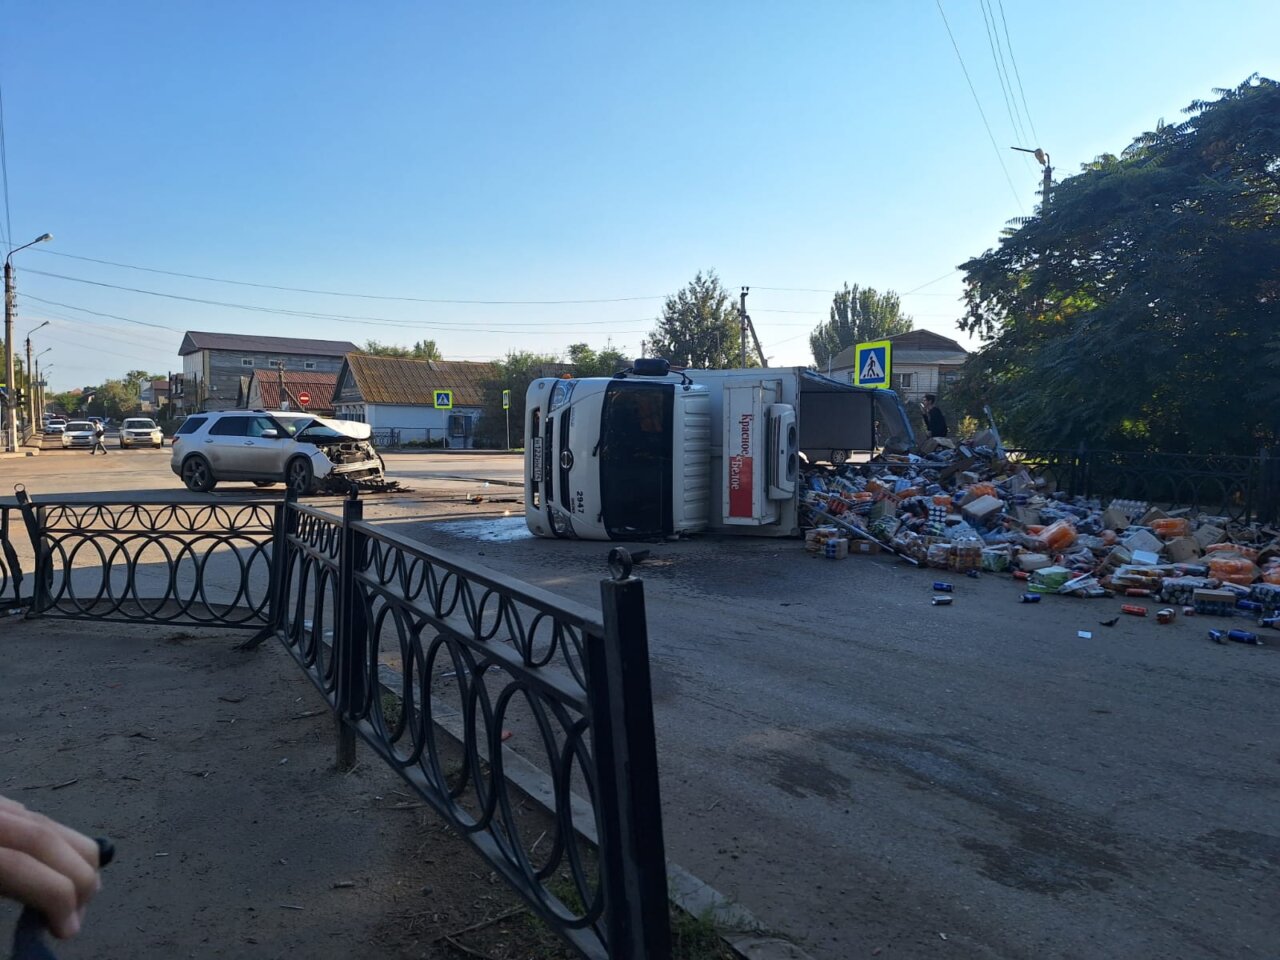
(1004, 446, 1279, 523)
(4, 486, 673, 958)
(15, 489, 278, 634)
(258, 492, 669, 959)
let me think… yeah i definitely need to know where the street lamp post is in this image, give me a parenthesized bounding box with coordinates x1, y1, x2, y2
(1011, 146, 1052, 211)
(5, 233, 53, 451)
(25, 320, 49, 434)
(34, 348, 51, 425)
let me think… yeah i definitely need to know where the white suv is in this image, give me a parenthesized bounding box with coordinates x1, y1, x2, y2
(120, 417, 164, 448)
(169, 410, 385, 495)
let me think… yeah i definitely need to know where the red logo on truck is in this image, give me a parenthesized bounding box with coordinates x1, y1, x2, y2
(728, 413, 754, 517)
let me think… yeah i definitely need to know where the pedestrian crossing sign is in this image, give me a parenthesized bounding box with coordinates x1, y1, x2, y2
(854, 340, 892, 389)
(433, 390, 453, 409)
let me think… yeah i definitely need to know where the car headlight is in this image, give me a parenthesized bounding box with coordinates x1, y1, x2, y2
(549, 509, 576, 537)
(548, 379, 575, 412)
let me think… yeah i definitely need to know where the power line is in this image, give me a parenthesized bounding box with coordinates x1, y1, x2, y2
(978, 0, 1028, 149)
(22, 291, 649, 338)
(997, 0, 1041, 145)
(0, 70, 11, 250)
(29, 249, 664, 305)
(935, 0, 1024, 211)
(25, 268, 658, 330)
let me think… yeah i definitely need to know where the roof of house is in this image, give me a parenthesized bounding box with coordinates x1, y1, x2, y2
(179, 331, 360, 357)
(250, 371, 339, 414)
(829, 329, 969, 371)
(340, 354, 499, 407)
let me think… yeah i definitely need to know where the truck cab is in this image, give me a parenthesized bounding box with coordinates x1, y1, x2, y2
(524, 362, 712, 540)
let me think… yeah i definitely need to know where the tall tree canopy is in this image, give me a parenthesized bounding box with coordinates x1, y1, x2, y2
(361, 339, 443, 360)
(954, 76, 1280, 454)
(648, 271, 755, 368)
(809, 284, 913, 368)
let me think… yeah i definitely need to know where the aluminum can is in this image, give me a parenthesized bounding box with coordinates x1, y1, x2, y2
(931, 595, 953, 606)
(1121, 604, 1147, 617)
(933, 582, 954, 592)
(1019, 593, 1041, 603)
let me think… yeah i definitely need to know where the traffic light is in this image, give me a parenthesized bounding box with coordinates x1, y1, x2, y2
(15, 389, 25, 405)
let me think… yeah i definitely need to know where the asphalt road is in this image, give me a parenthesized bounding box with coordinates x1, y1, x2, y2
(5, 447, 1278, 959)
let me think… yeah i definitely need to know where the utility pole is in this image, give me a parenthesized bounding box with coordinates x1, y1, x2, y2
(4, 234, 52, 451)
(277, 361, 288, 411)
(739, 287, 749, 368)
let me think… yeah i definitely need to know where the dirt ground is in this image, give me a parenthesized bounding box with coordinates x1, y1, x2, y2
(0, 614, 582, 960)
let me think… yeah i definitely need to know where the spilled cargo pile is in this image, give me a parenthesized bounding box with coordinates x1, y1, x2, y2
(800, 438, 1280, 642)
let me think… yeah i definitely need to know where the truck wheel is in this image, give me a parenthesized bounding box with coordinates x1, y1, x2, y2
(181, 455, 217, 493)
(830, 449, 848, 465)
(286, 457, 316, 496)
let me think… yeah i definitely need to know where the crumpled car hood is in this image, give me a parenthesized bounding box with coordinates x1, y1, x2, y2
(306, 416, 372, 440)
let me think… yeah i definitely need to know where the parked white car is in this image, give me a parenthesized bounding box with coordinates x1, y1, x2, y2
(45, 419, 67, 435)
(169, 410, 385, 495)
(119, 417, 164, 449)
(61, 420, 97, 449)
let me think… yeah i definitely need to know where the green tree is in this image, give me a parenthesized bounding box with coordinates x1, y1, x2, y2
(361, 339, 443, 360)
(565, 342, 627, 377)
(472, 351, 564, 449)
(809, 284, 914, 369)
(648, 271, 755, 368)
(84, 379, 141, 419)
(954, 76, 1280, 454)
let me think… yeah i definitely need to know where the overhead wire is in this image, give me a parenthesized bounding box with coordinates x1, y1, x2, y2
(0, 69, 11, 250)
(997, 0, 1041, 145)
(24, 268, 658, 331)
(978, 0, 1030, 155)
(28, 248, 664, 305)
(934, 0, 1025, 211)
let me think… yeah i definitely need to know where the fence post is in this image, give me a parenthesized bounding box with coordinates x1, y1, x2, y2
(1261, 446, 1279, 525)
(335, 486, 367, 770)
(590, 548, 671, 960)
(238, 494, 294, 650)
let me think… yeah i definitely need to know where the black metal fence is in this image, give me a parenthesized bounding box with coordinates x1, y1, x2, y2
(1005, 446, 1280, 524)
(2, 488, 671, 959)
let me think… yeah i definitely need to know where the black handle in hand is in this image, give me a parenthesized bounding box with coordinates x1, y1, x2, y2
(10, 838, 113, 960)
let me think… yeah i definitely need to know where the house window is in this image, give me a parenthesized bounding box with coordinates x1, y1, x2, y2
(303, 361, 316, 370)
(268, 359, 284, 369)
(241, 358, 254, 367)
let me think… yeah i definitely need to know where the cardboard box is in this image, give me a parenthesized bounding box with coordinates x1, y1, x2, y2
(1193, 524, 1227, 549)
(1139, 507, 1170, 525)
(1164, 537, 1202, 562)
(961, 494, 1004, 526)
(1122, 528, 1164, 555)
(850, 540, 882, 555)
(1102, 507, 1131, 531)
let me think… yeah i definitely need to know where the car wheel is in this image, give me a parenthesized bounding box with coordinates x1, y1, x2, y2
(253, 480, 277, 488)
(181, 455, 217, 493)
(286, 457, 316, 496)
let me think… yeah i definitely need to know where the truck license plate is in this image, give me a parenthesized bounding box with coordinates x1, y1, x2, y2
(532, 437, 543, 478)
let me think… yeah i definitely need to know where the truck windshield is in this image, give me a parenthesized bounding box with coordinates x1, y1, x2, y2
(598, 381, 674, 538)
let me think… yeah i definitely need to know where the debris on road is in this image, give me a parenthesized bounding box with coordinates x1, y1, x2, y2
(799, 434, 1280, 635)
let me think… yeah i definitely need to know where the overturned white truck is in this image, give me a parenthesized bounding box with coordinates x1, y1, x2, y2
(524, 360, 916, 540)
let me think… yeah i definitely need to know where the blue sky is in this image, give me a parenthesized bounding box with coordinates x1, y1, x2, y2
(3, 1, 1276, 389)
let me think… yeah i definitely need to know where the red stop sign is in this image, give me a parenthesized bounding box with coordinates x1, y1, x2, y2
(297, 391, 312, 407)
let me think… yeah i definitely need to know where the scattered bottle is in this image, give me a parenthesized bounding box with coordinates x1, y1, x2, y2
(1156, 608, 1176, 624)
(931, 595, 953, 606)
(1121, 604, 1148, 617)
(1259, 616, 1280, 629)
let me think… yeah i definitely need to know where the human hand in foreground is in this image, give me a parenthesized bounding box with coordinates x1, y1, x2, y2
(0, 796, 102, 939)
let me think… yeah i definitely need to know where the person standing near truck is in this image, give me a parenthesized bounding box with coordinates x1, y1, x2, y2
(922, 394, 949, 438)
(89, 421, 108, 455)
